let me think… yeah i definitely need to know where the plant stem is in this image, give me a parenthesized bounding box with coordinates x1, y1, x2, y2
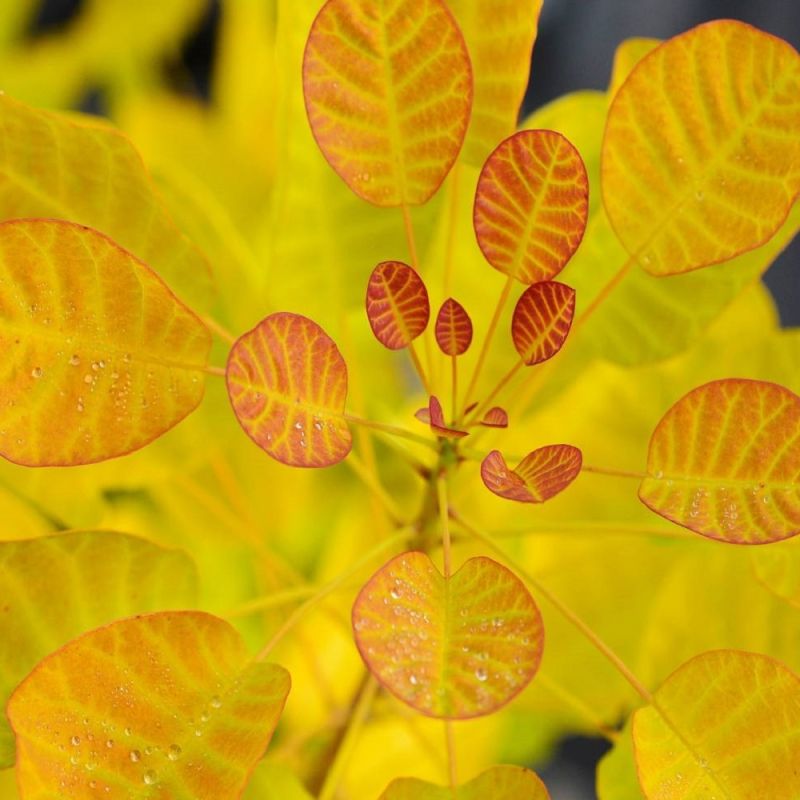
(465, 359, 523, 426)
(199, 313, 237, 345)
(345, 451, 407, 524)
(536, 673, 619, 743)
(344, 413, 438, 450)
(444, 720, 458, 792)
(450, 355, 458, 422)
(437, 476, 453, 578)
(225, 584, 319, 619)
(582, 464, 648, 480)
(443, 165, 461, 299)
(408, 340, 432, 396)
(203, 365, 227, 378)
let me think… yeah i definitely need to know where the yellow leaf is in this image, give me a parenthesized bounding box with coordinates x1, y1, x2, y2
(607, 38, 660, 99)
(596, 721, 645, 800)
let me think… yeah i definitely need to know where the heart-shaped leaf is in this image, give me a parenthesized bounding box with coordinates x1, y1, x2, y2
(474, 130, 589, 284)
(511, 281, 576, 366)
(352, 552, 543, 719)
(366, 261, 430, 350)
(8, 611, 291, 800)
(633, 650, 800, 799)
(435, 298, 473, 356)
(0, 219, 211, 466)
(481, 447, 582, 503)
(639, 379, 800, 543)
(414, 396, 467, 439)
(379, 765, 551, 799)
(302, 0, 472, 206)
(603, 20, 800, 275)
(479, 407, 509, 428)
(226, 312, 352, 468)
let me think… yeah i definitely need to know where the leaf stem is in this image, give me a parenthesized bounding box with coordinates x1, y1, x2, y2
(407, 339, 432, 396)
(437, 476, 453, 578)
(582, 464, 648, 480)
(199, 313, 237, 345)
(450, 355, 458, 422)
(344, 412, 438, 449)
(443, 165, 461, 298)
(346, 451, 407, 524)
(444, 720, 458, 792)
(466, 360, 523, 426)
(203, 365, 226, 378)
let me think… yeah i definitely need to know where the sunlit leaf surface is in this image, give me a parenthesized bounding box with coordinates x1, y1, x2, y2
(414, 396, 467, 439)
(640, 379, 800, 543)
(480, 407, 508, 429)
(511, 281, 576, 366)
(602, 20, 800, 275)
(352, 552, 543, 718)
(8, 611, 290, 800)
(302, 0, 472, 206)
(435, 298, 473, 356)
(751, 539, 800, 609)
(633, 650, 800, 799)
(226, 312, 352, 467)
(480, 446, 582, 503)
(0, 219, 211, 466)
(366, 261, 430, 350)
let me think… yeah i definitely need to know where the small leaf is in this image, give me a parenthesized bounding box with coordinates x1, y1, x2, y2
(633, 650, 800, 799)
(602, 20, 800, 275)
(352, 552, 543, 719)
(302, 0, 472, 206)
(0, 219, 211, 466)
(435, 297, 473, 356)
(366, 261, 430, 350)
(415, 396, 468, 439)
(8, 611, 290, 800)
(511, 281, 576, 365)
(226, 312, 352, 468)
(639, 379, 800, 544)
(480, 407, 509, 428)
(607, 37, 661, 98)
(481, 447, 582, 504)
(474, 130, 589, 283)
(379, 765, 551, 799)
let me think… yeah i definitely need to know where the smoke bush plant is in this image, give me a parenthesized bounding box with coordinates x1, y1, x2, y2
(0, 1, 799, 798)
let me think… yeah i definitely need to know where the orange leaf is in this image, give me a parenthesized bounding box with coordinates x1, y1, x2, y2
(8, 611, 291, 800)
(479, 407, 509, 428)
(366, 261, 430, 350)
(511, 281, 576, 365)
(226, 312, 352, 468)
(0, 219, 210, 466)
(352, 552, 543, 719)
(633, 650, 800, 799)
(474, 130, 588, 283)
(379, 765, 551, 799)
(414, 396, 468, 439)
(302, 0, 472, 206)
(435, 297, 473, 356)
(639, 379, 800, 544)
(602, 20, 800, 275)
(481, 447, 582, 503)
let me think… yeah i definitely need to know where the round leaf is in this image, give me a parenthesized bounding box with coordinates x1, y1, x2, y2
(415, 396, 468, 439)
(602, 20, 800, 275)
(511, 281, 576, 366)
(474, 130, 589, 283)
(481, 447, 582, 503)
(352, 551, 543, 719)
(435, 298, 473, 356)
(226, 312, 352, 468)
(639, 379, 800, 544)
(480, 407, 509, 429)
(0, 219, 211, 466)
(367, 261, 430, 350)
(379, 765, 551, 799)
(302, 0, 473, 206)
(8, 611, 291, 800)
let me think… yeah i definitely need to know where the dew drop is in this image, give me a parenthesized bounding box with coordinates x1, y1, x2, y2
(409, 674, 418, 686)
(389, 588, 401, 600)
(167, 744, 182, 761)
(69, 354, 81, 366)
(475, 667, 488, 682)
(129, 749, 141, 763)
(143, 770, 157, 786)
(210, 695, 222, 709)
(105, 739, 114, 749)
(70, 735, 81, 746)
(84, 374, 94, 384)
(31, 367, 43, 379)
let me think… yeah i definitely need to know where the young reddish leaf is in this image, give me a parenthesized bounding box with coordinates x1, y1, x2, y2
(511, 281, 576, 365)
(302, 0, 472, 206)
(435, 297, 473, 356)
(639, 379, 800, 544)
(480, 407, 509, 428)
(603, 21, 800, 276)
(633, 650, 800, 799)
(226, 312, 352, 468)
(379, 765, 551, 799)
(0, 530, 197, 768)
(353, 552, 543, 719)
(0, 219, 211, 466)
(474, 130, 589, 283)
(415, 396, 468, 439)
(8, 611, 290, 800)
(366, 261, 430, 350)
(481, 447, 582, 503)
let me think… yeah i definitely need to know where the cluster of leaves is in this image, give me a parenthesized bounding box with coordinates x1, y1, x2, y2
(0, 1, 799, 798)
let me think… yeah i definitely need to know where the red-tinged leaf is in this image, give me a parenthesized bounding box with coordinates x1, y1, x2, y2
(481, 447, 582, 503)
(366, 261, 430, 350)
(379, 765, 551, 799)
(435, 297, 473, 356)
(302, 0, 473, 207)
(8, 611, 291, 800)
(352, 552, 544, 719)
(226, 312, 352, 468)
(640, 379, 800, 544)
(511, 281, 576, 365)
(463, 401, 479, 415)
(416, 396, 468, 439)
(480, 407, 509, 428)
(474, 130, 589, 283)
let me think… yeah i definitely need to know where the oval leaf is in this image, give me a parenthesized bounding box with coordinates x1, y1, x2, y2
(8, 611, 290, 800)
(511, 281, 576, 365)
(481, 447, 582, 503)
(0, 219, 211, 466)
(639, 379, 800, 544)
(480, 407, 509, 428)
(414, 396, 467, 439)
(367, 261, 430, 350)
(602, 20, 800, 275)
(633, 650, 800, 799)
(474, 130, 589, 283)
(226, 312, 352, 468)
(435, 297, 473, 356)
(379, 765, 551, 799)
(302, 0, 473, 206)
(352, 552, 543, 719)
